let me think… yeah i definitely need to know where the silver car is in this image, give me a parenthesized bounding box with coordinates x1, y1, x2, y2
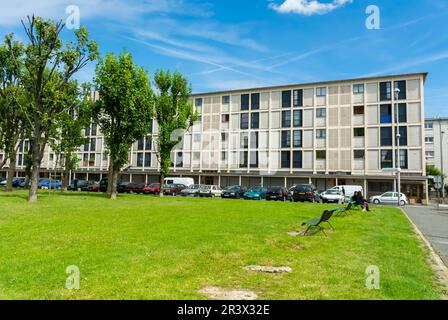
(369, 192, 408, 206)
(180, 184, 203, 197)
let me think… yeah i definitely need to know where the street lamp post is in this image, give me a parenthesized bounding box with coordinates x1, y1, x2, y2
(395, 88, 401, 207)
(439, 120, 445, 202)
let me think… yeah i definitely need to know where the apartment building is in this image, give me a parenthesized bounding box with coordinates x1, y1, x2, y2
(425, 117, 448, 183)
(0, 73, 428, 203)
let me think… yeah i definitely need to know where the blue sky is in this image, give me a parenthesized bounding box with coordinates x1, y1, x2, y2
(0, 0, 447, 116)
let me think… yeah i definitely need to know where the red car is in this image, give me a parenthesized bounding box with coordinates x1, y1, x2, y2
(125, 182, 146, 194)
(143, 183, 161, 195)
(87, 182, 100, 192)
(162, 184, 186, 196)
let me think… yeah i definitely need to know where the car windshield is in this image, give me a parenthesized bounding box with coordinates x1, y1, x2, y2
(200, 185, 211, 190)
(225, 185, 239, 190)
(189, 184, 201, 190)
(295, 185, 311, 192)
(326, 190, 340, 195)
(268, 187, 282, 192)
(248, 187, 262, 192)
(148, 183, 159, 187)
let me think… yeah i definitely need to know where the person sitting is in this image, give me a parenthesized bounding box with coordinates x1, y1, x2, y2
(357, 192, 371, 212)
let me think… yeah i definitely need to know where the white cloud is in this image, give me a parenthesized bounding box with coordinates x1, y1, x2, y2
(269, 0, 353, 16)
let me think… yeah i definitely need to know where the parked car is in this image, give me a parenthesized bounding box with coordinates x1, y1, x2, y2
(243, 186, 267, 200)
(87, 182, 100, 192)
(68, 179, 98, 191)
(125, 182, 146, 194)
(320, 189, 345, 204)
(198, 185, 223, 197)
(180, 184, 203, 197)
(38, 178, 62, 190)
(164, 177, 194, 187)
(266, 186, 288, 201)
(162, 184, 186, 196)
(143, 183, 161, 195)
(0, 177, 26, 188)
(221, 185, 246, 199)
(369, 192, 408, 206)
(99, 178, 130, 193)
(0, 177, 5, 184)
(329, 185, 363, 202)
(290, 184, 320, 202)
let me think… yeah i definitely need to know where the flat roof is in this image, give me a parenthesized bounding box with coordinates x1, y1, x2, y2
(425, 117, 448, 122)
(192, 72, 428, 97)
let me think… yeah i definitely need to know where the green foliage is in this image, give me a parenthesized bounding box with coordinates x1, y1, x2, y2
(94, 51, 153, 182)
(426, 165, 444, 178)
(153, 70, 198, 177)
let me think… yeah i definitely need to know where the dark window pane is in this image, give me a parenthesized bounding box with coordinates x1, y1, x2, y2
(380, 81, 392, 101)
(281, 131, 291, 148)
(251, 112, 259, 129)
(282, 90, 291, 108)
(394, 81, 407, 100)
(293, 89, 303, 107)
(293, 110, 303, 127)
(250, 151, 258, 168)
(399, 126, 408, 146)
(293, 130, 302, 147)
(222, 95, 230, 104)
(398, 103, 407, 122)
(250, 132, 259, 149)
(282, 110, 291, 128)
(380, 127, 393, 146)
(240, 113, 249, 129)
(251, 93, 260, 110)
(137, 153, 143, 167)
(239, 151, 248, 168)
(281, 151, 290, 168)
(399, 149, 408, 169)
(145, 137, 152, 150)
(380, 104, 392, 123)
(144, 153, 151, 167)
(381, 150, 393, 169)
(90, 138, 96, 151)
(241, 94, 249, 110)
(293, 151, 302, 168)
(137, 138, 144, 151)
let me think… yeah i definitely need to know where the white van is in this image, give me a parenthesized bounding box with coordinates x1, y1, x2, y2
(329, 185, 363, 199)
(164, 177, 195, 187)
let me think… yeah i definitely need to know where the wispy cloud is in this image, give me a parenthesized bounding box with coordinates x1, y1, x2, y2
(269, 0, 353, 16)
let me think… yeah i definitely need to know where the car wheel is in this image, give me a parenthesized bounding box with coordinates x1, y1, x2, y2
(400, 200, 406, 206)
(373, 199, 380, 205)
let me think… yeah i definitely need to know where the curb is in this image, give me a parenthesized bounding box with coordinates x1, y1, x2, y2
(400, 208, 448, 283)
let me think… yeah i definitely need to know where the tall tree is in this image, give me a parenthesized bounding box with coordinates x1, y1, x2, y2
(94, 51, 154, 199)
(0, 39, 26, 192)
(4, 16, 99, 202)
(153, 70, 197, 193)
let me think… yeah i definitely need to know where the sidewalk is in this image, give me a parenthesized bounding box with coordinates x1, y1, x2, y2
(403, 206, 448, 267)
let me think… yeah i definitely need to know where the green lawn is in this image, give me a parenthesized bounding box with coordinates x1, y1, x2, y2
(0, 190, 442, 299)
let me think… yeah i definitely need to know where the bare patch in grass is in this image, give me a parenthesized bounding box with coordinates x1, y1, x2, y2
(199, 286, 258, 300)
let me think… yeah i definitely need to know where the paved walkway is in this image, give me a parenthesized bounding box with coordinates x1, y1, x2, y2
(404, 206, 448, 267)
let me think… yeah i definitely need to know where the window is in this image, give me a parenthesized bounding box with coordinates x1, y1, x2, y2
(380, 127, 393, 146)
(251, 93, 260, 110)
(250, 132, 259, 149)
(137, 153, 143, 167)
(83, 143, 89, 152)
(398, 103, 407, 122)
(241, 94, 249, 110)
(399, 150, 408, 169)
(354, 128, 365, 137)
(353, 84, 364, 94)
(193, 152, 200, 160)
(240, 151, 248, 168)
(293, 151, 303, 168)
(240, 113, 249, 129)
(281, 151, 290, 168)
(426, 151, 435, 158)
(380, 81, 392, 101)
(18, 154, 23, 166)
(316, 87, 326, 97)
(282, 110, 291, 128)
(83, 153, 88, 166)
(221, 114, 229, 123)
(251, 112, 259, 129)
(145, 137, 152, 150)
(91, 124, 97, 136)
(221, 132, 228, 142)
(195, 98, 203, 107)
(316, 129, 326, 139)
(316, 108, 326, 118)
(425, 123, 433, 129)
(316, 150, 326, 159)
(425, 137, 434, 143)
(293, 110, 303, 127)
(240, 133, 249, 149)
(293, 130, 302, 148)
(381, 150, 393, 169)
(354, 105, 364, 115)
(399, 126, 408, 146)
(137, 138, 144, 151)
(380, 104, 392, 123)
(281, 131, 291, 148)
(354, 150, 365, 159)
(85, 125, 90, 136)
(144, 152, 151, 167)
(221, 151, 227, 161)
(103, 152, 108, 161)
(250, 151, 258, 168)
(282, 90, 291, 108)
(394, 81, 407, 100)
(222, 95, 230, 104)
(293, 89, 303, 107)
(89, 153, 95, 166)
(90, 138, 96, 151)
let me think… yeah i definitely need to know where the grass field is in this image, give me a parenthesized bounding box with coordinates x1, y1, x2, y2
(0, 190, 442, 299)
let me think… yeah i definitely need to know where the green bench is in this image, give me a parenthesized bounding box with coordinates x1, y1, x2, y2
(301, 209, 335, 236)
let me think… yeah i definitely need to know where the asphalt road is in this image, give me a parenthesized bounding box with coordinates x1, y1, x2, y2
(404, 206, 448, 266)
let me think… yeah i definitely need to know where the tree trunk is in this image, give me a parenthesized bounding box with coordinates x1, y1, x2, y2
(6, 152, 16, 192)
(63, 152, 71, 192)
(107, 162, 118, 200)
(159, 173, 165, 197)
(28, 159, 40, 202)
